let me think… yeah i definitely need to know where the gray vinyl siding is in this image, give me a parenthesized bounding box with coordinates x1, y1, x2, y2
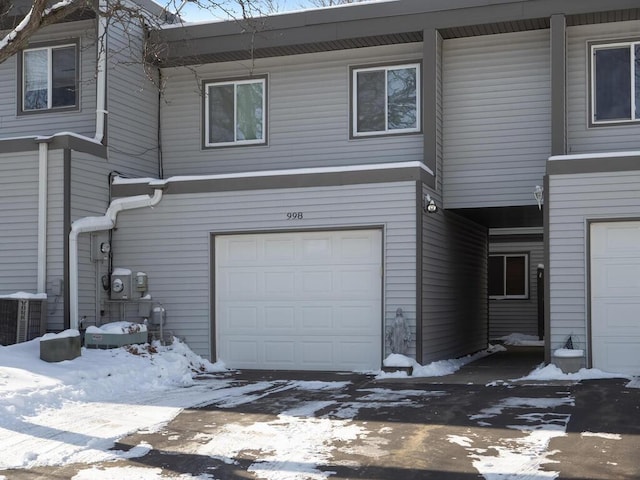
(566, 20, 640, 154)
(0, 20, 96, 139)
(111, 182, 417, 360)
(548, 171, 640, 355)
(0, 151, 39, 293)
(488, 238, 543, 339)
(160, 43, 423, 177)
(421, 184, 488, 363)
(0, 150, 65, 331)
(442, 30, 550, 208)
(70, 151, 112, 327)
(106, 14, 159, 177)
(44, 150, 65, 331)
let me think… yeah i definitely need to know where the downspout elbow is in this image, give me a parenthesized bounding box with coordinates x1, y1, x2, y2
(69, 188, 163, 329)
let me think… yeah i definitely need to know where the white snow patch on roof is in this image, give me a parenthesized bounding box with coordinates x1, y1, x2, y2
(112, 161, 434, 187)
(549, 150, 640, 161)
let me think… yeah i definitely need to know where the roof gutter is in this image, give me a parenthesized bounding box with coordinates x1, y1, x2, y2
(68, 189, 163, 329)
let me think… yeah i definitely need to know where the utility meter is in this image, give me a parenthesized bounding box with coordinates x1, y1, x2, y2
(112, 278, 124, 293)
(110, 269, 132, 300)
(135, 272, 148, 292)
(90, 233, 111, 262)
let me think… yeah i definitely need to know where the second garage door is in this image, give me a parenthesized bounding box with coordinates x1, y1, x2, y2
(215, 229, 383, 371)
(590, 221, 640, 375)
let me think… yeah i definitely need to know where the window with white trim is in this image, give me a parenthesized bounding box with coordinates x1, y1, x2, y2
(22, 43, 77, 112)
(488, 253, 529, 299)
(204, 77, 266, 147)
(590, 41, 640, 124)
(351, 63, 420, 137)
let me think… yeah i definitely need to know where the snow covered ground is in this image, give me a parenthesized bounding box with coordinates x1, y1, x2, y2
(0, 331, 636, 480)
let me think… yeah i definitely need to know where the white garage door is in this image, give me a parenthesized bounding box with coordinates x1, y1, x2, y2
(215, 230, 383, 371)
(591, 221, 640, 375)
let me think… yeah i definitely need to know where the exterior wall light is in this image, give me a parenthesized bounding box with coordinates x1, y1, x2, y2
(424, 194, 438, 213)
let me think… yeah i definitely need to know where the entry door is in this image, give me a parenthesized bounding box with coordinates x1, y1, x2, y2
(591, 221, 640, 374)
(215, 230, 383, 371)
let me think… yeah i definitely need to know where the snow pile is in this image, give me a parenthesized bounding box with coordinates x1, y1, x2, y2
(86, 321, 148, 334)
(378, 344, 507, 379)
(498, 333, 544, 346)
(0, 337, 226, 470)
(553, 348, 583, 358)
(520, 363, 633, 383)
(41, 329, 80, 341)
(0, 291, 47, 300)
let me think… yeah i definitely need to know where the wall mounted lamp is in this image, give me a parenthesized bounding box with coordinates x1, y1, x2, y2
(423, 194, 438, 214)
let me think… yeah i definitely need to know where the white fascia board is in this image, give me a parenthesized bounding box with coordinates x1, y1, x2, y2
(112, 161, 434, 186)
(549, 151, 640, 161)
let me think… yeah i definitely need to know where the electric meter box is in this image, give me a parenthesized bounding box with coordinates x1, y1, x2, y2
(90, 233, 111, 262)
(110, 269, 132, 300)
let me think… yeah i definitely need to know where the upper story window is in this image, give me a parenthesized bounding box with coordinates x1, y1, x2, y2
(204, 77, 266, 147)
(488, 253, 529, 300)
(20, 42, 78, 113)
(351, 62, 421, 137)
(590, 41, 640, 125)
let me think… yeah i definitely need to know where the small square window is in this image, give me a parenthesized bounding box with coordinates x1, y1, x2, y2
(204, 77, 266, 147)
(488, 254, 528, 299)
(351, 63, 421, 137)
(590, 41, 640, 125)
(21, 43, 78, 113)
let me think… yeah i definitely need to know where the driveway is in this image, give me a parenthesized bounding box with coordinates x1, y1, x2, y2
(4, 352, 640, 479)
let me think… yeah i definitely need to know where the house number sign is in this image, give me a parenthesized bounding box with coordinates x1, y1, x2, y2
(286, 212, 304, 220)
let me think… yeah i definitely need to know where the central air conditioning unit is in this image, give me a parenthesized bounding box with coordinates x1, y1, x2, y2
(0, 298, 47, 346)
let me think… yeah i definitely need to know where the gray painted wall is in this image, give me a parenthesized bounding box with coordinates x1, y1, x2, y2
(442, 29, 550, 208)
(0, 149, 65, 330)
(0, 151, 40, 293)
(548, 170, 640, 357)
(71, 150, 112, 330)
(489, 237, 543, 339)
(0, 21, 97, 139)
(106, 15, 160, 178)
(159, 43, 423, 177)
(111, 181, 418, 360)
(566, 20, 640, 154)
(421, 184, 488, 363)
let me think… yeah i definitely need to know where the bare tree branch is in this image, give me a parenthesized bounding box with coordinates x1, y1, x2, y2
(0, 0, 87, 63)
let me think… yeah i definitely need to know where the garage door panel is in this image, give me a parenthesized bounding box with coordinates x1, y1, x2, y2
(264, 307, 295, 329)
(225, 339, 260, 364)
(592, 301, 640, 334)
(264, 238, 296, 261)
(264, 272, 296, 295)
(264, 341, 296, 365)
(216, 230, 382, 371)
(590, 222, 640, 374)
(301, 237, 332, 260)
(592, 339, 640, 374)
(226, 238, 258, 262)
(592, 261, 640, 294)
(300, 306, 333, 329)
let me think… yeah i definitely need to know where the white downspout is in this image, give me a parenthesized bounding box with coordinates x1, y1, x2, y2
(69, 189, 163, 329)
(36, 141, 49, 293)
(94, 0, 108, 143)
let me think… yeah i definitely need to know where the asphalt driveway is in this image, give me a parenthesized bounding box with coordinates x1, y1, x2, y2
(4, 350, 640, 480)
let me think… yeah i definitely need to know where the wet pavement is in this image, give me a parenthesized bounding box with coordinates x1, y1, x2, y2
(4, 347, 640, 480)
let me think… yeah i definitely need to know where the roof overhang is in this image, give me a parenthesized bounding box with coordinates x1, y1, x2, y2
(153, 0, 640, 67)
